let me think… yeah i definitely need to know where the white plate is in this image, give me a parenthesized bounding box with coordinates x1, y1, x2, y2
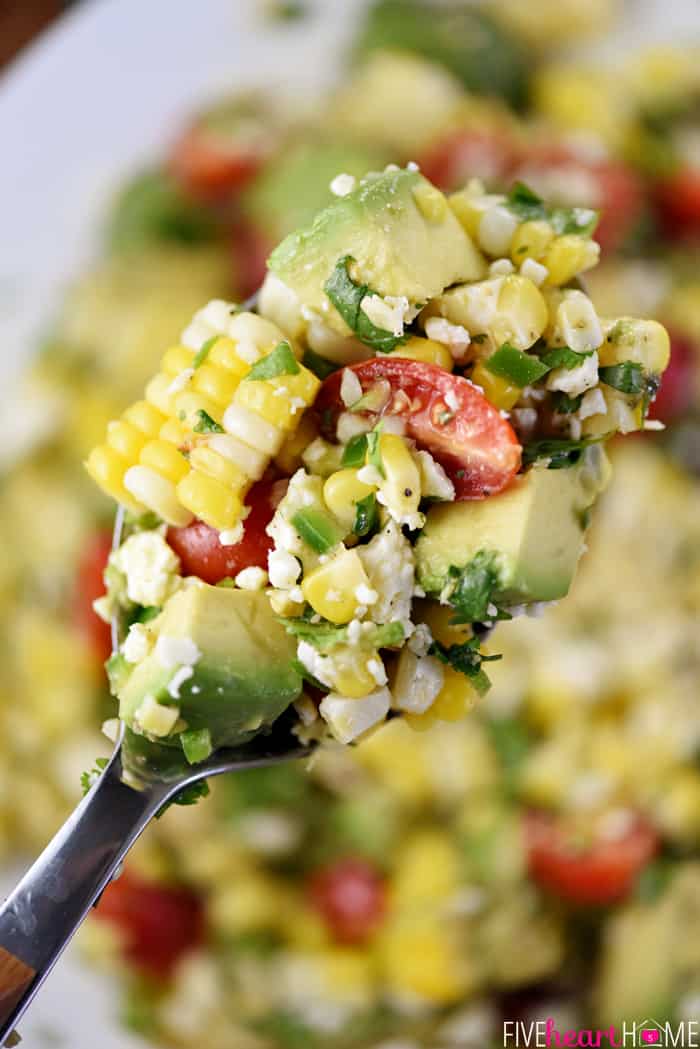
(0, 0, 697, 1045)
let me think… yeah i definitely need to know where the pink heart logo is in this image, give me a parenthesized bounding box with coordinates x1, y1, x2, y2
(641, 1031, 660, 1045)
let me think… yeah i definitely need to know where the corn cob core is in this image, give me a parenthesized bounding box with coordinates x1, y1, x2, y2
(85, 303, 320, 532)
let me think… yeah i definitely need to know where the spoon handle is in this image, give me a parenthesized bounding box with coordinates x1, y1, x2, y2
(0, 750, 173, 1045)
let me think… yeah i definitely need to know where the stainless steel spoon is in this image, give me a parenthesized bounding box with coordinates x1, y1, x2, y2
(0, 505, 311, 1046)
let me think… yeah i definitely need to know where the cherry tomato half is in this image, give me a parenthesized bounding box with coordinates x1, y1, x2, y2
(74, 529, 113, 666)
(524, 810, 659, 906)
(648, 329, 698, 424)
(229, 217, 274, 300)
(95, 870, 205, 978)
(419, 128, 517, 192)
(316, 358, 521, 499)
(654, 166, 700, 241)
(167, 479, 278, 585)
(308, 857, 387, 945)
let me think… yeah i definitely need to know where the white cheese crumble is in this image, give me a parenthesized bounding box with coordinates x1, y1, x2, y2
(155, 635, 201, 670)
(112, 532, 181, 608)
(122, 622, 152, 664)
(360, 294, 410, 337)
(424, 316, 471, 359)
(408, 622, 433, 657)
(355, 584, 378, 606)
(219, 522, 244, 546)
(547, 351, 599, 398)
(268, 549, 302, 590)
(340, 368, 363, 408)
(319, 688, 391, 743)
(234, 566, 268, 590)
(520, 258, 549, 286)
(329, 173, 357, 197)
(366, 656, 388, 686)
(168, 665, 194, 699)
(336, 411, 373, 444)
(577, 387, 606, 421)
(392, 651, 444, 714)
(297, 641, 334, 689)
(358, 521, 415, 633)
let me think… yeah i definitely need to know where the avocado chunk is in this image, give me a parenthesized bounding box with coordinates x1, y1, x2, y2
(267, 167, 485, 335)
(416, 447, 611, 606)
(118, 583, 302, 752)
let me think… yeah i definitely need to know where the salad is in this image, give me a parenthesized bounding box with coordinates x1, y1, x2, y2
(86, 166, 669, 757)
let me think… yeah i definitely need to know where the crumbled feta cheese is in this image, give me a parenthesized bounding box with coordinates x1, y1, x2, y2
(288, 586, 304, 603)
(357, 464, 383, 487)
(577, 387, 606, 420)
(366, 657, 388, 687)
(340, 368, 364, 408)
(511, 408, 538, 437)
(408, 622, 433, 657)
(297, 641, 334, 688)
(155, 635, 201, 670)
(424, 316, 471, 359)
(478, 205, 519, 256)
(329, 173, 356, 197)
(168, 664, 194, 699)
(547, 351, 599, 398)
(643, 419, 665, 431)
(267, 469, 324, 554)
(415, 450, 455, 500)
(358, 521, 414, 632)
(406, 160, 420, 172)
(347, 619, 363, 645)
(112, 531, 181, 608)
(319, 688, 391, 743)
(289, 396, 306, 415)
(219, 522, 244, 546)
(393, 651, 444, 713)
(235, 566, 268, 590)
(326, 589, 342, 603)
(135, 694, 180, 738)
(360, 294, 409, 337)
(355, 584, 378, 606)
(489, 257, 515, 276)
(167, 367, 194, 395)
(520, 258, 549, 286)
(122, 622, 152, 664)
(268, 549, 302, 589)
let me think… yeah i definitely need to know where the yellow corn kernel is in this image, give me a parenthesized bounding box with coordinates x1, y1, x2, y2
(122, 400, 166, 437)
(275, 412, 319, 475)
(510, 220, 555, 265)
(493, 274, 548, 350)
(189, 445, 246, 489)
(544, 235, 599, 286)
(268, 589, 305, 617)
(233, 381, 295, 430)
(301, 549, 370, 625)
(582, 387, 642, 437)
(392, 830, 460, 905)
(192, 364, 239, 407)
(598, 318, 670, 374)
(145, 372, 176, 416)
(173, 390, 224, 431)
(139, 439, 190, 484)
(160, 344, 195, 376)
(176, 471, 245, 531)
(222, 403, 284, 457)
(412, 183, 448, 222)
(209, 432, 268, 480)
(323, 469, 375, 531)
(448, 185, 501, 239)
(207, 336, 251, 381)
(431, 666, 476, 721)
(274, 365, 321, 409)
(85, 446, 144, 512)
(414, 600, 473, 647)
(123, 465, 193, 527)
(380, 913, 472, 1004)
(379, 433, 421, 521)
(106, 420, 148, 461)
(655, 770, 700, 841)
(328, 646, 380, 698)
(394, 335, 453, 371)
(471, 361, 522, 410)
(159, 418, 189, 446)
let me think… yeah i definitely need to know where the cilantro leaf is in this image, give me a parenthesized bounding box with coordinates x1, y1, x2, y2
(245, 341, 300, 381)
(506, 182, 599, 237)
(80, 756, 109, 795)
(341, 433, 368, 468)
(193, 335, 219, 369)
(324, 256, 408, 354)
(157, 779, 210, 816)
(522, 435, 606, 469)
(599, 361, 645, 398)
(541, 347, 593, 371)
(429, 636, 501, 696)
(484, 343, 550, 387)
(366, 424, 385, 477)
(353, 492, 378, 537)
(552, 392, 583, 415)
(446, 551, 502, 624)
(282, 617, 403, 652)
(193, 409, 224, 434)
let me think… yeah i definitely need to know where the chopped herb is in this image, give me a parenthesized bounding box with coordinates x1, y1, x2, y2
(125, 509, 162, 531)
(291, 508, 344, 554)
(541, 347, 593, 371)
(283, 618, 403, 652)
(506, 182, 598, 237)
(158, 779, 210, 815)
(429, 636, 501, 696)
(193, 409, 224, 434)
(552, 392, 583, 414)
(303, 347, 339, 381)
(216, 578, 237, 588)
(446, 550, 502, 624)
(522, 435, 606, 469)
(366, 424, 385, 477)
(192, 335, 219, 369)
(341, 433, 368, 468)
(324, 256, 408, 354)
(353, 492, 378, 537)
(599, 361, 646, 398)
(80, 756, 109, 795)
(180, 727, 213, 765)
(245, 340, 300, 381)
(484, 342, 550, 387)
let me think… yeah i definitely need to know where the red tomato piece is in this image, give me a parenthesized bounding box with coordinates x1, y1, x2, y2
(229, 217, 273, 301)
(316, 358, 521, 499)
(420, 128, 517, 192)
(74, 529, 113, 665)
(308, 857, 387, 945)
(524, 810, 659, 906)
(648, 329, 698, 423)
(167, 479, 278, 585)
(95, 870, 205, 979)
(169, 125, 264, 202)
(654, 166, 700, 240)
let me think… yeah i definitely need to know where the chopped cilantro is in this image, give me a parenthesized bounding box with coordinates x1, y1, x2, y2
(366, 424, 385, 477)
(484, 342, 550, 387)
(541, 347, 593, 371)
(599, 361, 646, 398)
(353, 492, 378, 537)
(445, 550, 502, 624)
(283, 617, 403, 652)
(341, 433, 368, 468)
(303, 347, 339, 381)
(552, 392, 583, 415)
(522, 435, 606, 469)
(157, 779, 210, 816)
(245, 341, 300, 381)
(324, 256, 408, 354)
(192, 335, 219, 369)
(429, 636, 501, 696)
(506, 182, 598, 237)
(193, 409, 224, 434)
(80, 756, 109, 795)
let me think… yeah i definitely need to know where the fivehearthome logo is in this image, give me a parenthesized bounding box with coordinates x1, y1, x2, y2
(503, 1017, 700, 1048)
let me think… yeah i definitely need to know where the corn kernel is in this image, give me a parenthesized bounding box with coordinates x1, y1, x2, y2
(380, 914, 472, 1004)
(189, 445, 247, 489)
(145, 372, 176, 416)
(275, 412, 319, 475)
(209, 432, 268, 480)
(510, 220, 555, 265)
(323, 469, 375, 531)
(207, 336, 251, 380)
(379, 433, 421, 523)
(223, 403, 285, 457)
(139, 439, 190, 483)
(159, 418, 189, 446)
(430, 666, 476, 721)
(493, 274, 548, 350)
(471, 361, 522, 410)
(192, 364, 239, 407)
(122, 400, 166, 436)
(176, 471, 245, 530)
(545, 235, 599, 286)
(124, 465, 193, 527)
(174, 390, 224, 431)
(448, 186, 502, 239)
(106, 420, 148, 461)
(598, 318, 670, 374)
(234, 381, 296, 430)
(85, 446, 143, 512)
(160, 345, 195, 376)
(394, 335, 453, 371)
(267, 589, 305, 617)
(328, 646, 380, 698)
(301, 548, 370, 624)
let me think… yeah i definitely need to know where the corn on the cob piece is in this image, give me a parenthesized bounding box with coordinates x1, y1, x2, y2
(86, 305, 320, 532)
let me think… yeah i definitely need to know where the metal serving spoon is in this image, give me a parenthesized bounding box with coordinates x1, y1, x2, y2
(0, 505, 311, 1046)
